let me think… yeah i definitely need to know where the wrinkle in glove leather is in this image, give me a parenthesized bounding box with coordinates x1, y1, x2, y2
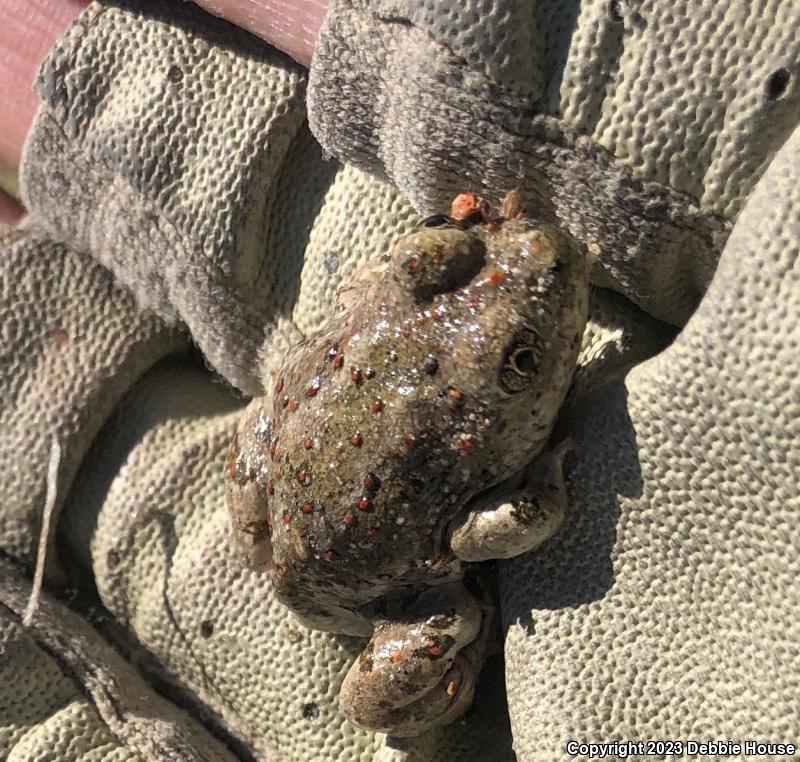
(0, 557, 239, 762)
(20, 0, 308, 395)
(0, 222, 184, 569)
(499, 120, 800, 760)
(308, 1, 800, 325)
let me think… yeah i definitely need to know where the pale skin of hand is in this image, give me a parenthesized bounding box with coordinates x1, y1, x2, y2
(0, 0, 327, 222)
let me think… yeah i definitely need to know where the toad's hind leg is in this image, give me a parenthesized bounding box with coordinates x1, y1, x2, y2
(447, 440, 572, 563)
(339, 582, 488, 737)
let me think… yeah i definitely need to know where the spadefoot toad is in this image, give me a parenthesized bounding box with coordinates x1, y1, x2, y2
(225, 194, 591, 736)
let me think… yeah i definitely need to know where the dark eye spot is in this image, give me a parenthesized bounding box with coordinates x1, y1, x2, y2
(419, 214, 458, 229)
(511, 348, 537, 374)
(765, 68, 791, 101)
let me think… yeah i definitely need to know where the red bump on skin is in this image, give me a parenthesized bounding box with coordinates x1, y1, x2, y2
(351, 368, 363, 385)
(407, 257, 422, 273)
(303, 437, 313, 450)
(363, 473, 380, 491)
(467, 299, 480, 311)
(404, 436, 416, 449)
(392, 650, 407, 664)
(358, 496, 370, 511)
(275, 377, 284, 393)
(301, 502, 314, 514)
(450, 193, 486, 221)
(448, 388, 464, 401)
(282, 512, 293, 525)
(325, 549, 336, 562)
(288, 400, 300, 412)
(485, 221, 499, 233)
(297, 470, 311, 485)
(387, 448, 402, 458)
(333, 353, 345, 369)
(426, 639, 444, 657)
(306, 378, 320, 397)
(267, 479, 275, 496)
(486, 270, 505, 286)
(351, 433, 363, 447)
(416, 314, 427, 326)
(371, 400, 383, 413)
(343, 511, 355, 527)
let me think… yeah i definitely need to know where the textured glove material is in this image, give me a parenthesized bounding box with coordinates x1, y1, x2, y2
(308, 1, 800, 324)
(500, 119, 800, 761)
(0, 557, 239, 762)
(0, 222, 184, 568)
(20, 0, 308, 395)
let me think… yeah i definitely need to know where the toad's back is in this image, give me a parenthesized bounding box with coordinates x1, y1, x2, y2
(226, 214, 590, 635)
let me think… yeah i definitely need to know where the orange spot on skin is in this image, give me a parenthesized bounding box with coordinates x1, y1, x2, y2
(288, 400, 300, 412)
(448, 388, 463, 401)
(427, 639, 444, 657)
(450, 193, 486, 221)
(392, 650, 407, 664)
(486, 270, 505, 286)
(303, 438, 313, 450)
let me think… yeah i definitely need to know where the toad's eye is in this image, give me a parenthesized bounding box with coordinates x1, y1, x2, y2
(499, 330, 542, 394)
(419, 214, 459, 229)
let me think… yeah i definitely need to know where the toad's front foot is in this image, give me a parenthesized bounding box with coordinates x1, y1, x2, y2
(447, 440, 572, 562)
(339, 583, 486, 737)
